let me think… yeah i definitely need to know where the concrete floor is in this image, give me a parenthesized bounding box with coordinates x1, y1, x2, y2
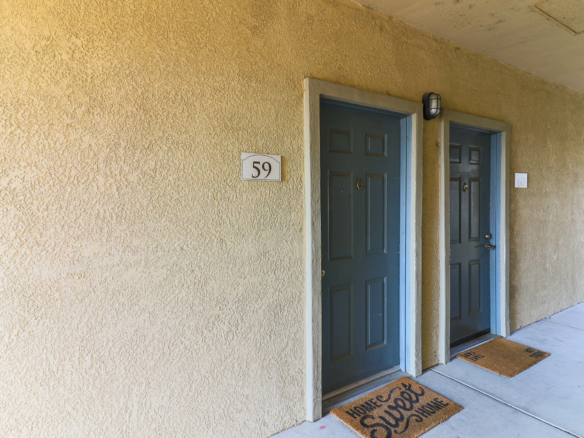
(274, 303, 584, 438)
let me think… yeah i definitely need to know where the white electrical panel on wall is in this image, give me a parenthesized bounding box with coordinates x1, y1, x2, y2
(515, 173, 528, 188)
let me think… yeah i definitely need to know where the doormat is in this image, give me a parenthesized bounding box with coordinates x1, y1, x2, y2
(456, 338, 550, 378)
(331, 377, 462, 438)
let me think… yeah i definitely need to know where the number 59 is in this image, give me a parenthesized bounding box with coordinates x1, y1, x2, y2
(252, 161, 272, 178)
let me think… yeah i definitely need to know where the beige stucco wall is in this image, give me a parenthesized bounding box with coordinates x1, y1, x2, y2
(1, 0, 584, 436)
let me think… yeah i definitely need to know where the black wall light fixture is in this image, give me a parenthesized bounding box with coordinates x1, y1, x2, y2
(423, 92, 442, 120)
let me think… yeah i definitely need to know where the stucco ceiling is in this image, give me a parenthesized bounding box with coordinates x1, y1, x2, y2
(351, 0, 584, 94)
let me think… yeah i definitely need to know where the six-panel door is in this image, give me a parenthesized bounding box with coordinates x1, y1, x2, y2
(449, 126, 492, 346)
(321, 100, 402, 395)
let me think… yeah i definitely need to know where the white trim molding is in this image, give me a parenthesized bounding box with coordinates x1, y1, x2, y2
(303, 78, 423, 422)
(438, 109, 510, 365)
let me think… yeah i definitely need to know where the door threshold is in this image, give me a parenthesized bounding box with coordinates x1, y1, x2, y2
(322, 367, 405, 415)
(450, 332, 501, 360)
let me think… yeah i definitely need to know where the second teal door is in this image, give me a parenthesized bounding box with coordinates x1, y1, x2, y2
(321, 100, 402, 395)
(449, 126, 492, 346)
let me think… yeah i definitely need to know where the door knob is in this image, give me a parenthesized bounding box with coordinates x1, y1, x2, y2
(356, 177, 364, 191)
(485, 244, 496, 250)
(485, 233, 492, 239)
(462, 182, 469, 192)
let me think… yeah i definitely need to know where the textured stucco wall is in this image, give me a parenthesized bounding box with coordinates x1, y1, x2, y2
(1, 0, 584, 436)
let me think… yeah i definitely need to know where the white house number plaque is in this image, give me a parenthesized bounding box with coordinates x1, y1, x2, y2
(241, 153, 282, 181)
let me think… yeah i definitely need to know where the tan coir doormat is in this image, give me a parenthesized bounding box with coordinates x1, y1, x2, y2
(456, 338, 550, 378)
(331, 377, 462, 438)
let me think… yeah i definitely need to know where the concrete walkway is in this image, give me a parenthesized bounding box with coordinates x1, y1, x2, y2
(274, 303, 584, 437)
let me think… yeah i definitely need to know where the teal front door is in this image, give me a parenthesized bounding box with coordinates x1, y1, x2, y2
(320, 100, 402, 395)
(449, 126, 492, 346)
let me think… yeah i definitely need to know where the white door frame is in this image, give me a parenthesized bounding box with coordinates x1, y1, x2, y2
(438, 110, 511, 364)
(303, 78, 423, 422)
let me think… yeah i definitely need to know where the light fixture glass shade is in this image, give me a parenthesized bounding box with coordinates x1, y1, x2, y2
(423, 92, 442, 120)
